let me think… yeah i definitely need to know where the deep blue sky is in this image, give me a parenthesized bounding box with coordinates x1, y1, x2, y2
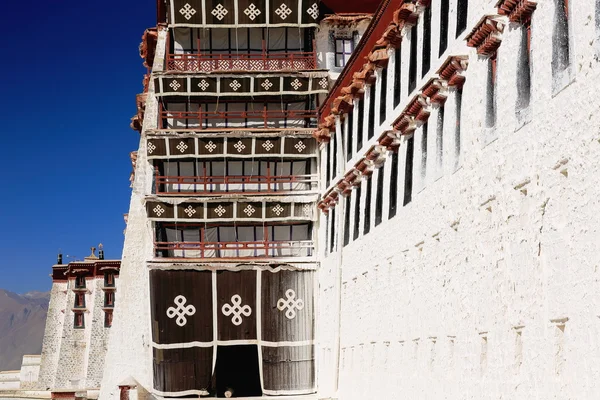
(0, 2, 155, 293)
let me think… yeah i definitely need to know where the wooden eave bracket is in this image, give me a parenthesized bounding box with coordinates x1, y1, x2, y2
(403, 94, 431, 122)
(376, 23, 403, 49)
(396, 2, 420, 27)
(393, 114, 418, 135)
(378, 130, 402, 150)
(436, 55, 469, 88)
(421, 78, 449, 104)
(368, 48, 390, 68)
(465, 15, 506, 56)
(332, 94, 354, 115)
(313, 127, 331, 142)
(496, 0, 537, 23)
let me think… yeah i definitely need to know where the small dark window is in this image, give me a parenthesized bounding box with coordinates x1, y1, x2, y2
(75, 275, 86, 289)
(486, 55, 497, 127)
(437, 107, 445, 171)
(422, 6, 432, 77)
(353, 186, 362, 240)
(367, 83, 376, 139)
(409, 25, 418, 93)
(357, 98, 364, 151)
(332, 134, 338, 181)
(104, 272, 115, 287)
(393, 47, 402, 107)
(457, 0, 468, 37)
(552, 0, 570, 76)
(363, 178, 372, 235)
(440, 0, 450, 56)
(517, 24, 532, 110)
(343, 195, 351, 247)
(325, 146, 331, 188)
(74, 312, 85, 329)
(105, 292, 115, 307)
(403, 136, 415, 206)
(375, 164, 385, 226)
(421, 123, 428, 181)
(104, 312, 113, 328)
(329, 208, 336, 253)
(455, 87, 463, 166)
(388, 150, 399, 219)
(346, 111, 354, 159)
(74, 293, 85, 308)
(335, 37, 354, 67)
(379, 69, 388, 124)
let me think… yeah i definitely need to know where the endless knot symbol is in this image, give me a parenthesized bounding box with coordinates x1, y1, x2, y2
(169, 80, 181, 91)
(229, 80, 242, 91)
(214, 205, 227, 217)
(318, 77, 328, 88)
(295, 140, 307, 152)
(244, 3, 262, 20)
(166, 295, 196, 327)
(179, 3, 197, 20)
(261, 79, 273, 90)
(147, 142, 157, 154)
(275, 3, 293, 20)
(153, 205, 165, 216)
(198, 80, 210, 91)
(222, 294, 252, 326)
(272, 204, 284, 216)
(306, 3, 319, 19)
(290, 78, 303, 90)
(262, 140, 274, 151)
(303, 203, 311, 217)
(205, 141, 217, 153)
(183, 205, 196, 217)
(211, 3, 229, 20)
(243, 205, 256, 216)
(176, 141, 188, 153)
(277, 289, 304, 320)
(234, 140, 246, 152)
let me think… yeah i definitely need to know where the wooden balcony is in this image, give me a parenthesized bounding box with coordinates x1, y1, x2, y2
(155, 240, 314, 259)
(167, 51, 318, 72)
(155, 173, 318, 195)
(159, 108, 318, 130)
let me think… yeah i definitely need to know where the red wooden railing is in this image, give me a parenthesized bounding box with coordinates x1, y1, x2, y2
(159, 107, 317, 130)
(155, 240, 314, 259)
(155, 173, 318, 195)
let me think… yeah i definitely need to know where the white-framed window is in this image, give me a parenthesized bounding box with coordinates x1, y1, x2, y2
(335, 37, 354, 67)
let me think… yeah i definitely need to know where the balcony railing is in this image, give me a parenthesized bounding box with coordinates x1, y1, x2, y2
(155, 240, 314, 259)
(155, 173, 318, 195)
(167, 51, 317, 72)
(159, 108, 317, 130)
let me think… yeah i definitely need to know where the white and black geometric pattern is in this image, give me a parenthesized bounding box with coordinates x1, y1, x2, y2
(222, 294, 252, 326)
(244, 3, 261, 20)
(179, 3, 197, 20)
(275, 3, 293, 19)
(166, 295, 196, 327)
(211, 3, 229, 20)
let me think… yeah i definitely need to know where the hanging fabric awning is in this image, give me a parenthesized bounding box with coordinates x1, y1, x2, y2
(170, 0, 321, 27)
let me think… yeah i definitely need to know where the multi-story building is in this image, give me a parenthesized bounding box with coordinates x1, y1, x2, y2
(314, 0, 600, 399)
(100, 1, 373, 399)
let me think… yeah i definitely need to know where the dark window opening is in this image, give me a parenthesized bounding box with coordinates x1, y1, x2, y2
(357, 98, 365, 150)
(380, 69, 388, 124)
(455, 88, 463, 166)
(486, 55, 497, 127)
(437, 107, 445, 171)
(457, 0, 468, 37)
(517, 24, 532, 110)
(332, 135, 338, 182)
(329, 208, 336, 253)
(364, 178, 373, 235)
(75, 275, 86, 289)
(353, 186, 362, 240)
(104, 272, 115, 287)
(346, 111, 354, 159)
(343, 195, 351, 247)
(422, 6, 432, 77)
(367, 84, 377, 139)
(74, 293, 85, 308)
(388, 151, 399, 219)
(375, 164, 385, 226)
(214, 345, 262, 398)
(104, 312, 113, 328)
(393, 48, 402, 107)
(421, 123, 428, 181)
(409, 25, 418, 93)
(325, 146, 331, 188)
(403, 137, 415, 206)
(335, 37, 354, 67)
(105, 292, 115, 307)
(440, 0, 450, 56)
(552, 0, 570, 76)
(74, 312, 85, 329)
